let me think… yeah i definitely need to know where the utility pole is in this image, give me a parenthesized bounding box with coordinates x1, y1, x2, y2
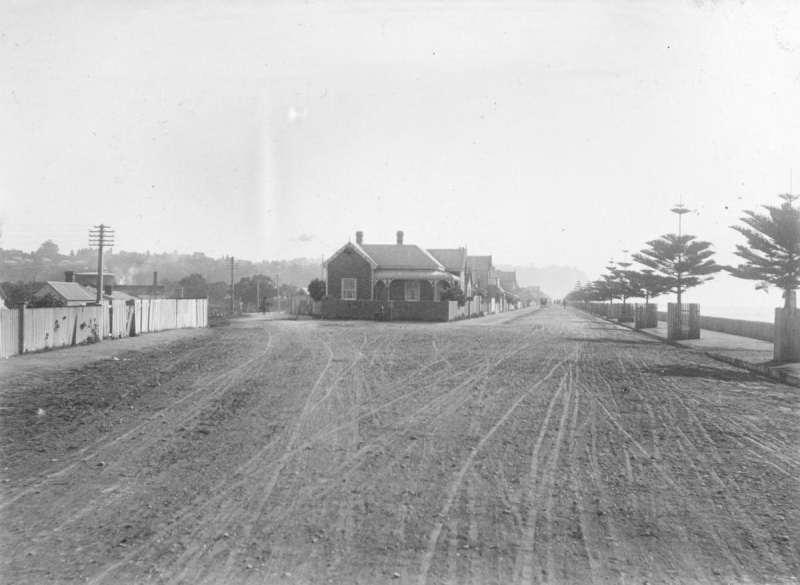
(228, 256, 239, 314)
(89, 224, 114, 342)
(276, 272, 281, 313)
(670, 201, 691, 306)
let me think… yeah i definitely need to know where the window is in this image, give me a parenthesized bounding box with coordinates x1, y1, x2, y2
(342, 278, 357, 300)
(404, 280, 420, 301)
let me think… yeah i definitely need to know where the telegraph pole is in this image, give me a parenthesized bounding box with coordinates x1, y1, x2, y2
(229, 256, 239, 314)
(670, 201, 691, 306)
(89, 224, 114, 342)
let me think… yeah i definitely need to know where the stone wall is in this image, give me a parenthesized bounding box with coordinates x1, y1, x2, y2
(656, 311, 774, 342)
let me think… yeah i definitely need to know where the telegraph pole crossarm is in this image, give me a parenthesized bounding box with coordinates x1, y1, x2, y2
(88, 224, 115, 342)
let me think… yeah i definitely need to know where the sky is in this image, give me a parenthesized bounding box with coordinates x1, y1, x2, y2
(1, 0, 799, 307)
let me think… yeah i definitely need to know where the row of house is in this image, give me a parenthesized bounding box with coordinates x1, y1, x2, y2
(322, 230, 525, 318)
(23, 271, 166, 307)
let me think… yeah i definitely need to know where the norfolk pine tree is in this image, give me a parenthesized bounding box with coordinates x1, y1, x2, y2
(727, 193, 800, 309)
(628, 269, 671, 307)
(632, 233, 721, 305)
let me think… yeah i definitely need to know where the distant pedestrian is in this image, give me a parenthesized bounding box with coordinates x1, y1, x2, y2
(563, 300, 567, 309)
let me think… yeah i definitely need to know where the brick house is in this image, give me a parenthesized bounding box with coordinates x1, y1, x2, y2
(427, 247, 472, 296)
(324, 231, 462, 302)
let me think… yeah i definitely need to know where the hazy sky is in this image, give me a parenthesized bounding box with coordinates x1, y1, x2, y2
(2, 0, 799, 305)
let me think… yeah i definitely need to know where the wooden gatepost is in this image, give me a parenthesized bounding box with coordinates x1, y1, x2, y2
(619, 303, 634, 323)
(667, 303, 700, 340)
(774, 307, 800, 362)
(634, 303, 658, 330)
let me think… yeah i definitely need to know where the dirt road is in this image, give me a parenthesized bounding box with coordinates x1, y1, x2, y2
(1, 308, 798, 584)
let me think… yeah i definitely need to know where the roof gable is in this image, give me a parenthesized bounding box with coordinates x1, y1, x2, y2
(323, 241, 377, 268)
(495, 270, 518, 290)
(426, 248, 467, 272)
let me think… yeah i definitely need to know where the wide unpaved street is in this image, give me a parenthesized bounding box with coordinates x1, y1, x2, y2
(1, 307, 798, 584)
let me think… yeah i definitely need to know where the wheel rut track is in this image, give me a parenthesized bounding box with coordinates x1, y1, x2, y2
(418, 342, 582, 585)
(5, 309, 799, 585)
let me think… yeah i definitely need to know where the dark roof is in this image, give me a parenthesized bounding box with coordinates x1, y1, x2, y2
(39, 282, 96, 302)
(467, 255, 493, 272)
(115, 284, 166, 296)
(495, 270, 518, 290)
(359, 244, 443, 270)
(87, 288, 138, 301)
(426, 248, 467, 272)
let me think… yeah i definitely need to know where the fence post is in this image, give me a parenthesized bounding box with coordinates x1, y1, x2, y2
(17, 302, 26, 354)
(775, 307, 800, 362)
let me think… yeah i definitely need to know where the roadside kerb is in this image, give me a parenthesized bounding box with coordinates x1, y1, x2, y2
(575, 309, 800, 390)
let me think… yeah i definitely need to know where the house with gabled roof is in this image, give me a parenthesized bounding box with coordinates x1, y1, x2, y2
(496, 270, 517, 294)
(325, 231, 461, 303)
(33, 282, 97, 306)
(495, 269, 521, 310)
(467, 255, 493, 296)
(427, 247, 471, 296)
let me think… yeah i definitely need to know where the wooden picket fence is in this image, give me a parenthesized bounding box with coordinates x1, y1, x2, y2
(667, 303, 700, 340)
(634, 304, 658, 329)
(0, 299, 208, 357)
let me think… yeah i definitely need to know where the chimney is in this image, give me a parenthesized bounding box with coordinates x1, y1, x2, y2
(104, 284, 113, 296)
(64, 270, 74, 283)
(356, 231, 363, 245)
(396, 230, 404, 245)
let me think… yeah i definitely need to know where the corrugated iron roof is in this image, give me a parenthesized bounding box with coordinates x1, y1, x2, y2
(427, 248, 467, 272)
(42, 282, 97, 302)
(359, 244, 444, 270)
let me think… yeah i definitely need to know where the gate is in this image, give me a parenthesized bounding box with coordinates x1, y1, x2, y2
(667, 303, 700, 340)
(634, 304, 658, 329)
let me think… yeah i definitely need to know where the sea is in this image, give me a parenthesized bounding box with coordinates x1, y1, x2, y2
(700, 306, 777, 323)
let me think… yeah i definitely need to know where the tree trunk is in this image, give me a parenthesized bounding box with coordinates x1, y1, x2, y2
(784, 290, 796, 310)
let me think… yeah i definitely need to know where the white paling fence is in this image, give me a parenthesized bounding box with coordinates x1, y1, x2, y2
(0, 299, 208, 358)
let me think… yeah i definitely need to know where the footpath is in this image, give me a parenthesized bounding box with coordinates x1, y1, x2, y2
(610, 316, 800, 389)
